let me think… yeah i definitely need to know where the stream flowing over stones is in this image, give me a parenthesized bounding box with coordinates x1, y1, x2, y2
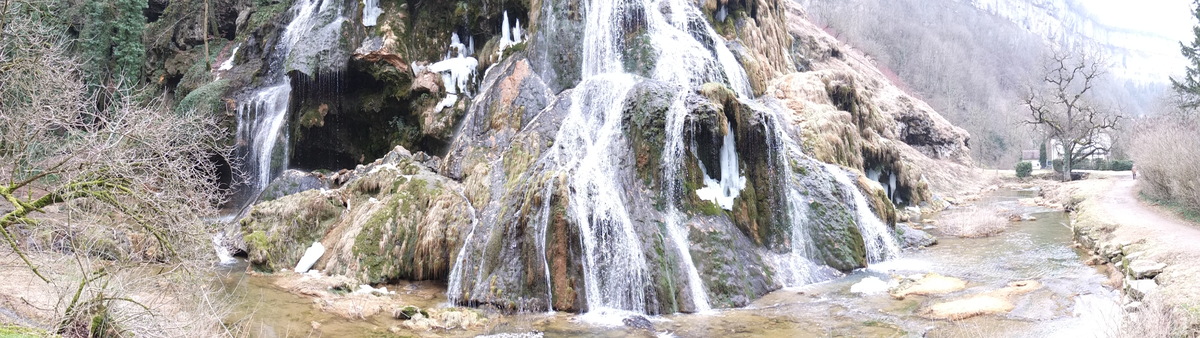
(210, 0, 996, 326)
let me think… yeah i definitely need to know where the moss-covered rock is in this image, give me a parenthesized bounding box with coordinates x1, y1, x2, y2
(240, 146, 472, 283)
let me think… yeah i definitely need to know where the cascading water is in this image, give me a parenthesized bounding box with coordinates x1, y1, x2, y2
(553, 75, 649, 313)
(237, 85, 292, 189)
(562, 0, 759, 314)
(752, 99, 840, 286)
(823, 163, 902, 263)
(234, 0, 345, 199)
(362, 0, 383, 27)
(446, 190, 481, 305)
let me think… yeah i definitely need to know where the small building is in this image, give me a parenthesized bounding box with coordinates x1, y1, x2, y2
(1019, 149, 1042, 170)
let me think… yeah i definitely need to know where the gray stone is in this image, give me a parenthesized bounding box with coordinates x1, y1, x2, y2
(1125, 278, 1159, 301)
(1123, 301, 1143, 313)
(1127, 260, 1167, 279)
(623, 315, 654, 331)
(897, 223, 937, 248)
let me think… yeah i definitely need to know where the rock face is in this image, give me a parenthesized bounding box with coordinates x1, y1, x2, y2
(220, 0, 975, 316)
(767, 3, 974, 206)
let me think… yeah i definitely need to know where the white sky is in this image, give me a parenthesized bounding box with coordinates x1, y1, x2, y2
(1081, 0, 1194, 41)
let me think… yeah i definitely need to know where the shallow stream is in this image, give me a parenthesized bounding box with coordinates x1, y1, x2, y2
(220, 189, 1121, 337)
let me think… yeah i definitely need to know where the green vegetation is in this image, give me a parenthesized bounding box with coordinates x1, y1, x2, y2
(0, 324, 60, 337)
(78, 0, 148, 86)
(1014, 161, 1033, 178)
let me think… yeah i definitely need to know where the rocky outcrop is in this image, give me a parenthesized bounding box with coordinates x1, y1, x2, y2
(226, 0, 981, 316)
(241, 147, 473, 283)
(725, 3, 976, 207)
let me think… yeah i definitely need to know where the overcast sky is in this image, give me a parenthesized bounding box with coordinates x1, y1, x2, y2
(1082, 0, 1194, 41)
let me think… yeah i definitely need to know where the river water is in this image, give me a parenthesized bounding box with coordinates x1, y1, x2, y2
(218, 189, 1121, 337)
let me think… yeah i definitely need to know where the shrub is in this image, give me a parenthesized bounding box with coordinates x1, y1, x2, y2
(938, 207, 1008, 238)
(1052, 159, 1064, 173)
(1014, 161, 1033, 178)
(1133, 119, 1200, 215)
(1110, 160, 1134, 171)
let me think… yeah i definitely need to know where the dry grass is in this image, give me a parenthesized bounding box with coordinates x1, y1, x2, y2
(1132, 118, 1200, 218)
(937, 207, 1008, 238)
(1109, 294, 1200, 338)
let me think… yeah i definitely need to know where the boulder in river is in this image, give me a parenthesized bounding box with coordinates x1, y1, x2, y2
(917, 280, 1041, 320)
(897, 223, 937, 248)
(889, 273, 967, 299)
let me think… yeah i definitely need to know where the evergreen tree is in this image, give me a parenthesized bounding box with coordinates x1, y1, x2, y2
(1172, 0, 1200, 109)
(79, 0, 147, 87)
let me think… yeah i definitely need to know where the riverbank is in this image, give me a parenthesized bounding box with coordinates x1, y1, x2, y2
(1038, 171, 1200, 335)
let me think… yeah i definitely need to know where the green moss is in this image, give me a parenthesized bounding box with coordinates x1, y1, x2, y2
(175, 79, 230, 115)
(0, 324, 59, 337)
(353, 200, 398, 283)
(652, 225, 679, 314)
(697, 201, 723, 216)
(242, 0, 290, 39)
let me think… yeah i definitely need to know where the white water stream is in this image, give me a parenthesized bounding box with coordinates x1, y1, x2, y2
(823, 163, 902, 262)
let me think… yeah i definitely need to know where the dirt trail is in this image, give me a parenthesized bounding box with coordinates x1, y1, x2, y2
(1101, 174, 1200, 255)
(1077, 172, 1200, 306)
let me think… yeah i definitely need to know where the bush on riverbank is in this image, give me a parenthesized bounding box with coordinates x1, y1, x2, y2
(1132, 118, 1200, 216)
(1015, 162, 1033, 178)
(937, 207, 1008, 238)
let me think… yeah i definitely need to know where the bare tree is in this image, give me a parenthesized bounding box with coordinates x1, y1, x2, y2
(1, 0, 236, 334)
(1022, 49, 1120, 181)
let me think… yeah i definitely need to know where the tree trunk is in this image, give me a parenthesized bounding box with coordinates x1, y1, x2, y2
(1061, 143, 1073, 181)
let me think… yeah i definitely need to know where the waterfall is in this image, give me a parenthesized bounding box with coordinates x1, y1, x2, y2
(234, 0, 344, 199)
(565, 0, 760, 313)
(753, 100, 840, 286)
(565, 0, 756, 313)
(553, 74, 649, 312)
(535, 181, 556, 313)
(237, 85, 292, 189)
(446, 190, 481, 305)
(823, 163, 901, 263)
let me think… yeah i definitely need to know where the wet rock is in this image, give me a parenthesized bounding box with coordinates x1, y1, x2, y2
(889, 273, 967, 299)
(623, 315, 654, 331)
(917, 280, 1041, 320)
(897, 223, 936, 248)
(897, 206, 921, 222)
(259, 170, 329, 202)
(1127, 260, 1166, 279)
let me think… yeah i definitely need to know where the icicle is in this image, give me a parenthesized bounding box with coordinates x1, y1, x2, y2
(362, 0, 383, 27)
(429, 32, 479, 111)
(694, 121, 747, 210)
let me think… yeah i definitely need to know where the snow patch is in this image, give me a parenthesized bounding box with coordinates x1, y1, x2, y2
(353, 284, 395, 296)
(849, 276, 892, 294)
(294, 242, 326, 273)
(218, 44, 240, 71)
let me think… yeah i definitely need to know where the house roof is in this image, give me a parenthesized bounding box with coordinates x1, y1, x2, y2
(1021, 150, 1039, 161)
